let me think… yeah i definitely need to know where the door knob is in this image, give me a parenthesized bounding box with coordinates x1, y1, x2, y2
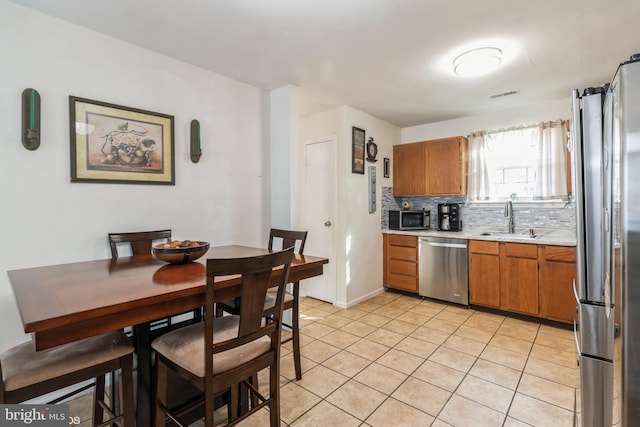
(324, 221, 332, 227)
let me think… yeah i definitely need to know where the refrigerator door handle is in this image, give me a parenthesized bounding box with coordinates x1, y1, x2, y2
(574, 319, 581, 355)
(573, 279, 582, 355)
(573, 278, 580, 305)
(571, 89, 587, 302)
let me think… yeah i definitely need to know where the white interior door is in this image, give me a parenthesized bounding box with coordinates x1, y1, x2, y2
(300, 136, 336, 303)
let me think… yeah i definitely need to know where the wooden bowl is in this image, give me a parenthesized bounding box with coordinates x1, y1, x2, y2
(152, 241, 210, 264)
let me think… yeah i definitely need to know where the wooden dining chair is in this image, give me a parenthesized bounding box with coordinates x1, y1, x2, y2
(152, 247, 294, 427)
(215, 228, 308, 380)
(108, 229, 203, 334)
(0, 330, 135, 426)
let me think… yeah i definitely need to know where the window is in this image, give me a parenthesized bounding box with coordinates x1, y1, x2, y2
(467, 120, 568, 201)
(492, 167, 536, 199)
(486, 125, 538, 199)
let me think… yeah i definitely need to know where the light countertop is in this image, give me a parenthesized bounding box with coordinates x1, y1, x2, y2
(383, 227, 576, 246)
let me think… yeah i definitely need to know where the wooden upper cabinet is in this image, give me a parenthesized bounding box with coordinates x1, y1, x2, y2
(393, 136, 468, 197)
(393, 141, 427, 196)
(426, 137, 468, 195)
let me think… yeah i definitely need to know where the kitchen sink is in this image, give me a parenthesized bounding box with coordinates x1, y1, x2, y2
(475, 231, 540, 240)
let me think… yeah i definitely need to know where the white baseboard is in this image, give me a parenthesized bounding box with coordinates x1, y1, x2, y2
(336, 287, 385, 309)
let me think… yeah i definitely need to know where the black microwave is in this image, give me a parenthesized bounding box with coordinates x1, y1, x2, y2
(388, 210, 430, 230)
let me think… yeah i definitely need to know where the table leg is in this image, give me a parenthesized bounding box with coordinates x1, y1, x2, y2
(133, 322, 152, 427)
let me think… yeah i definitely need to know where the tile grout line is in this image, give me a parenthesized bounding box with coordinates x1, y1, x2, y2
(431, 311, 506, 425)
(280, 299, 573, 426)
(498, 321, 538, 427)
(293, 299, 449, 425)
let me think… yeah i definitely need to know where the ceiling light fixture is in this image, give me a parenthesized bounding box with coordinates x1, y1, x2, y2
(453, 47, 502, 77)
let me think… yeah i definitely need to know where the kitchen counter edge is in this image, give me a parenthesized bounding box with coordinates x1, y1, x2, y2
(382, 229, 576, 246)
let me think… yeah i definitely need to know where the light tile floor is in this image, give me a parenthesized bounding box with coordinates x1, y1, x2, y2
(70, 291, 578, 426)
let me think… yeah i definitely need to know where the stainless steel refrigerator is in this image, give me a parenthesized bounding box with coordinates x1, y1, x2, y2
(572, 54, 640, 427)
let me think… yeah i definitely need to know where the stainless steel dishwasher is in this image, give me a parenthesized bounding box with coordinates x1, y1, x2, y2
(418, 236, 469, 305)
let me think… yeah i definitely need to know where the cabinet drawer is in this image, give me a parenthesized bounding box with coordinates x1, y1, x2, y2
(542, 246, 576, 262)
(387, 273, 418, 291)
(388, 234, 418, 248)
(388, 259, 417, 277)
(388, 246, 418, 262)
(502, 242, 538, 259)
(469, 240, 499, 255)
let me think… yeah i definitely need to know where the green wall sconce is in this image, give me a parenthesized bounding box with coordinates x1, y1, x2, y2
(190, 119, 202, 163)
(21, 88, 41, 150)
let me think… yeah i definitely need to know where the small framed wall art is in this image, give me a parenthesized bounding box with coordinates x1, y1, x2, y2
(352, 126, 365, 174)
(69, 96, 175, 185)
(383, 157, 390, 178)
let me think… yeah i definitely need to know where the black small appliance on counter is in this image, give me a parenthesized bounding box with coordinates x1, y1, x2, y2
(437, 203, 461, 231)
(388, 210, 430, 230)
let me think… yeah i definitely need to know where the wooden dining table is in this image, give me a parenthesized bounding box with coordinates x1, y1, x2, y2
(7, 245, 329, 426)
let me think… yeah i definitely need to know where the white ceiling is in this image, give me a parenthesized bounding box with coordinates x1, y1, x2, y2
(10, 0, 640, 127)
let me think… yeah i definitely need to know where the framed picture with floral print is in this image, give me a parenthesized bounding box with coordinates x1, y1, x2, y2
(70, 96, 175, 185)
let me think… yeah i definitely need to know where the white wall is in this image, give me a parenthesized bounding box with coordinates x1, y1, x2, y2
(343, 107, 399, 305)
(270, 85, 300, 230)
(0, 1, 268, 351)
(401, 99, 569, 142)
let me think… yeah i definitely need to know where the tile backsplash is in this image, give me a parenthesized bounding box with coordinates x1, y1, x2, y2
(381, 187, 576, 232)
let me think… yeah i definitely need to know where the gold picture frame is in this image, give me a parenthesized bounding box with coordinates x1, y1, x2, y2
(70, 96, 175, 185)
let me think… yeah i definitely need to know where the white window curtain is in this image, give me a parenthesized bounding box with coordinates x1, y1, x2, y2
(534, 120, 568, 199)
(467, 131, 491, 201)
(466, 120, 568, 201)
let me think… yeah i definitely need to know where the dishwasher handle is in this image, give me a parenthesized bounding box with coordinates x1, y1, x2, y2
(419, 239, 467, 249)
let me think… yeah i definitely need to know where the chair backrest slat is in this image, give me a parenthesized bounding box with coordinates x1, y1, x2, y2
(268, 229, 307, 255)
(237, 269, 275, 336)
(108, 229, 172, 258)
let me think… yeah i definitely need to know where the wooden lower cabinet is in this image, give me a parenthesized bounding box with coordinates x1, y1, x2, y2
(469, 240, 500, 308)
(469, 240, 576, 324)
(538, 245, 576, 323)
(383, 234, 418, 293)
(500, 243, 539, 316)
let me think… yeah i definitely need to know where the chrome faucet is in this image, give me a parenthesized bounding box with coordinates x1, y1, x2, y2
(504, 200, 515, 233)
